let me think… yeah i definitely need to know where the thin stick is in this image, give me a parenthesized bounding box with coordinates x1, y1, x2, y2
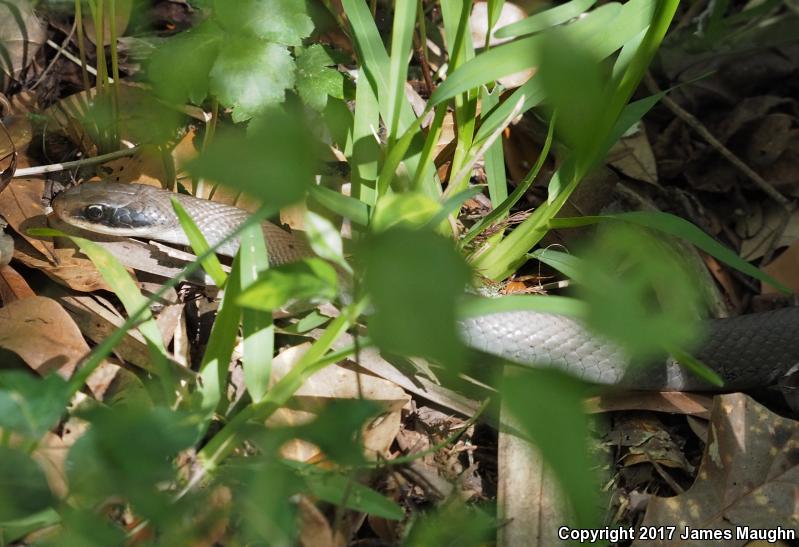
(32, 22, 77, 89)
(644, 73, 790, 208)
(12, 146, 137, 177)
(45, 39, 114, 83)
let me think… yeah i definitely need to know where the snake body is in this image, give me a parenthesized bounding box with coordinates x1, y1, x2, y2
(52, 182, 799, 391)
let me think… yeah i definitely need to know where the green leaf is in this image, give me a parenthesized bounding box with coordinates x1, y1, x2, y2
(405, 500, 495, 546)
(236, 258, 339, 311)
(209, 37, 295, 122)
(360, 228, 471, 368)
(386, 0, 417, 142)
(304, 471, 404, 520)
(501, 368, 598, 527)
(481, 85, 507, 206)
(309, 185, 370, 226)
(494, 0, 598, 38)
(549, 212, 791, 293)
(199, 253, 243, 416)
(295, 44, 345, 111)
(576, 224, 702, 362)
(304, 209, 350, 273)
(240, 223, 274, 402)
(372, 192, 441, 232)
(0, 447, 54, 522)
(0, 371, 71, 439)
(147, 21, 221, 105)
(171, 197, 228, 287)
(188, 109, 314, 207)
(214, 0, 313, 45)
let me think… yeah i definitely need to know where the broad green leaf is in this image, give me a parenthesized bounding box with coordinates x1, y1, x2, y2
(458, 294, 587, 319)
(240, 223, 274, 402)
(0, 371, 71, 439)
(147, 21, 221, 105)
(236, 258, 339, 311)
(528, 249, 583, 281)
(576, 224, 702, 361)
(295, 44, 345, 111)
(501, 368, 598, 527)
(360, 228, 471, 368)
(372, 192, 441, 232)
(494, 0, 597, 38)
(405, 500, 494, 546)
(213, 0, 312, 45)
(171, 197, 227, 287)
(549, 212, 791, 293)
(209, 38, 295, 122)
(188, 109, 314, 207)
(350, 68, 381, 206)
(304, 471, 404, 520)
(0, 447, 54, 522)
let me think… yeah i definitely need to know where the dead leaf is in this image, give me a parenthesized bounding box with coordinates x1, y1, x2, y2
(14, 240, 111, 292)
(0, 295, 90, 377)
(0, 0, 46, 89)
(82, 0, 134, 46)
(607, 124, 659, 184)
(0, 177, 56, 261)
(762, 240, 799, 294)
(586, 391, 713, 419)
(0, 264, 35, 304)
(636, 393, 799, 544)
(739, 204, 799, 261)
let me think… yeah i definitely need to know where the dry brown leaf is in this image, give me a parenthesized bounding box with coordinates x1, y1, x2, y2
(636, 393, 799, 545)
(739, 204, 799, 261)
(586, 392, 713, 419)
(0, 263, 36, 304)
(0, 295, 89, 377)
(0, 177, 56, 261)
(762, 240, 799, 294)
(14, 240, 111, 292)
(0, 0, 46, 88)
(268, 343, 410, 462)
(607, 126, 659, 184)
(82, 0, 134, 46)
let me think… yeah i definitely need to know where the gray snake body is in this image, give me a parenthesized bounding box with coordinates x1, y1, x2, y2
(52, 182, 799, 391)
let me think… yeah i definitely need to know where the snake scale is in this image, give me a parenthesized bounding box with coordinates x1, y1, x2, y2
(52, 182, 799, 391)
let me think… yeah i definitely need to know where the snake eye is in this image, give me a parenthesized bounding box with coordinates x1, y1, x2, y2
(84, 204, 105, 221)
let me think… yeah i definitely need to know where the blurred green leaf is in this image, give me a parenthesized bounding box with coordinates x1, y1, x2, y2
(372, 193, 441, 232)
(304, 209, 349, 273)
(309, 185, 371, 226)
(68, 405, 199, 524)
(501, 368, 598, 527)
(0, 371, 70, 439)
(405, 499, 495, 546)
(213, 0, 312, 45)
(209, 38, 295, 122)
(494, 0, 597, 38)
(549, 211, 791, 293)
(147, 22, 221, 104)
(295, 44, 345, 111)
(304, 470, 404, 520)
(237, 258, 338, 311)
(188, 109, 314, 206)
(360, 228, 471, 367)
(0, 447, 54, 522)
(576, 224, 702, 361)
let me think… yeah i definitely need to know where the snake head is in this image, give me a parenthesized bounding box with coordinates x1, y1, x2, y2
(52, 182, 165, 236)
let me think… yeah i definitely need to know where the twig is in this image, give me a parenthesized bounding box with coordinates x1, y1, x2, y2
(12, 146, 137, 177)
(45, 39, 114, 84)
(32, 22, 77, 90)
(644, 73, 790, 209)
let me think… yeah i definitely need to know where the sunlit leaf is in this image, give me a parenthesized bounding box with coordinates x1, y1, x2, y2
(237, 258, 339, 311)
(213, 0, 313, 45)
(360, 228, 471, 368)
(209, 38, 295, 122)
(295, 44, 345, 111)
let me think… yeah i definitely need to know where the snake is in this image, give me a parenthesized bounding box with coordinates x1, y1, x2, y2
(51, 182, 799, 392)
